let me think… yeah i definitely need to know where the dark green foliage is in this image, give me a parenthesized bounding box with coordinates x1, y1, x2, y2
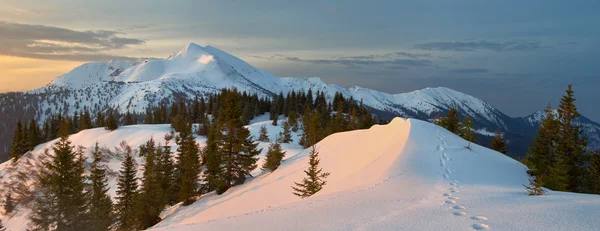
(435, 107, 460, 134)
(30, 124, 88, 231)
(87, 142, 115, 231)
(258, 124, 270, 142)
(158, 135, 176, 205)
(557, 84, 588, 193)
(490, 129, 508, 154)
(96, 111, 105, 128)
(105, 110, 119, 131)
(9, 120, 27, 159)
(588, 151, 600, 194)
(262, 141, 286, 172)
(134, 138, 164, 229)
(175, 123, 201, 205)
(27, 119, 41, 151)
(280, 121, 293, 143)
(80, 109, 92, 130)
(115, 142, 138, 231)
(124, 111, 136, 126)
(292, 146, 330, 198)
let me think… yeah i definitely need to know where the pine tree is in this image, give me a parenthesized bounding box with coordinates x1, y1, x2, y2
(556, 84, 588, 192)
(87, 142, 115, 231)
(95, 111, 105, 128)
(523, 176, 546, 196)
(280, 121, 293, 143)
(490, 129, 508, 154)
(157, 135, 176, 205)
(30, 124, 88, 231)
(292, 146, 330, 198)
(524, 104, 568, 191)
(258, 125, 270, 142)
(588, 150, 600, 194)
(4, 192, 14, 214)
(27, 119, 41, 151)
(435, 107, 460, 134)
(124, 111, 135, 126)
(201, 123, 225, 194)
(134, 138, 164, 229)
(105, 110, 119, 131)
(262, 140, 286, 172)
(115, 142, 138, 231)
(175, 123, 201, 205)
(9, 120, 26, 159)
(81, 109, 92, 130)
(459, 116, 476, 145)
(215, 89, 261, 194)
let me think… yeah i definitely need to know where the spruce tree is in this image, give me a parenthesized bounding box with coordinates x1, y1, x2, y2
(134, 138, 164, 229)
(435, 107, 460, 134)
(81, 109, 92, 130)
(105, 110, 119, 131)
(459, 116, 476, 145)
(292, 146, 330, 198)
(280, 121, 293, 143)
(175, 123, 201, 205)
(87, 142, 114, 231)
(115, 142, 138, 231)
(124, 111, 135, 126)
(202, 122, 225, 194)
(9, 120, 26, 159)
(490, 129, 508, 154)
(524, 104, 568, 191)
(258, 125, 270, 142)
(216, 89, 261, 193)
(157, 136, 176, 205)
(262, 140, 286, 172)
(557, 84, 588, 192)
(30, 124, 88, 231)
(27, 119, 41, 151)
(523, 175, 546, 196)
(96, 111, 105, 128)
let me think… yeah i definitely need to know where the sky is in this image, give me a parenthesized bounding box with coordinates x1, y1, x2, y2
(0, 0, 599, 120)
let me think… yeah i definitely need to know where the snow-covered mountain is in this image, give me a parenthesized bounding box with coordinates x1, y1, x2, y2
(2, 117, 600, 230)
(0, 42, 598, 159)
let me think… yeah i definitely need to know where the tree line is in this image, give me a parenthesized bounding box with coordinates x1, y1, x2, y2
(3, 88, 375, 230)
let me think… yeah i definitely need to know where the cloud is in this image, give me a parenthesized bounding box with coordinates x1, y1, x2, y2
(259, 51, 433, 70)
(449, 68, 489, 74)
(0, 21, 150, 61)
(414, 40, 547, 52)
(13, 8, 38, 15)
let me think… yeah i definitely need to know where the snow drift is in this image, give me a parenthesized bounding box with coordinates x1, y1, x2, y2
(150, 118, 600, 231)
(2, 117, 600, 231)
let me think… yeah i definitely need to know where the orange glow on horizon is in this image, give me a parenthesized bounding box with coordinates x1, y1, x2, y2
(0, 56, 82, 93)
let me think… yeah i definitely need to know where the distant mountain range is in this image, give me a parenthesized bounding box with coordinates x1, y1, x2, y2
(0, 42, 598, 160)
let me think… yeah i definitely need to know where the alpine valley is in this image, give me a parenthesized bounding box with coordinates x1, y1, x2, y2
(0, 43, 598, 160)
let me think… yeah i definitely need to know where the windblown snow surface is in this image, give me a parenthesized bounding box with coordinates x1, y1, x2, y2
(2, 117, 600, 230)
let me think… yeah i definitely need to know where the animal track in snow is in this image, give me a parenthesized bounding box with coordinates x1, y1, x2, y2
(472, 223, 490, 230)
(448, 196, 459, 200)
(445, 200, 456, 204)
(452, 211, 467, 216)
(443, 193, 451, 197)
(452, 205, 466, 210)
(470, 216, 488, 221)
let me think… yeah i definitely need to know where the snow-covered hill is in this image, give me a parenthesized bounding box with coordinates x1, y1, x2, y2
(4, 116, 599, 230)
(0, 42, 598, 159)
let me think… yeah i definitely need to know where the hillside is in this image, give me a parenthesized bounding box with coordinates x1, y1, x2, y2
(2, 117, 600, 230)
(0, 42, 599, 160)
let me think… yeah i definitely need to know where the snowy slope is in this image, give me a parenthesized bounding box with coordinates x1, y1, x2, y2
(2, 42, 599, 159)
(149, 118, 600, 231)
(0, 114, 297, 231)
(2, 117, 600, 230)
